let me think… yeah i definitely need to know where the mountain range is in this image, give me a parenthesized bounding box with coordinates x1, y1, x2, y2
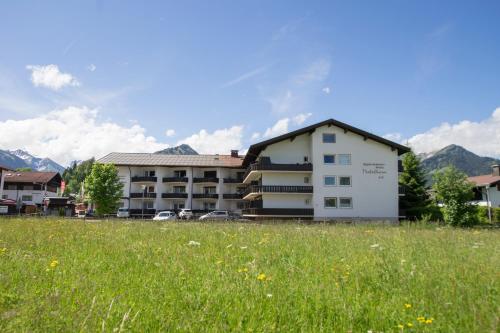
(419, 144, 500, 180)
(155, 144, 199, 155)
(0, 149, 65, 173)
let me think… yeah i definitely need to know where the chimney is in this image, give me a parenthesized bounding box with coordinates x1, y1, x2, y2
(231, 150, 239, 158)
(492, 164, 500, 176)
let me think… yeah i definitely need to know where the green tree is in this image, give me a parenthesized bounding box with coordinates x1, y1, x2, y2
(62, 158, 95, 197)
(399, 150, 430, 219)
(432, 166, 477, 227)
(84, 163, 123, 216)
(15, 167, 32, 172)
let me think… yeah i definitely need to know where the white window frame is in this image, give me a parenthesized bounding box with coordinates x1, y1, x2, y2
(323, 175, 337, 186)
(339, 176, 352, 187)
(323, 154, 336, 164)
(339, 197, 353, 209)
(324, 197, 337, 209)
(322, 133, 336, 143)
(338, 154, 351, 165)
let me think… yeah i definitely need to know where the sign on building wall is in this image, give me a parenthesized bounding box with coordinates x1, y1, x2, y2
(362, 163, 387, 179)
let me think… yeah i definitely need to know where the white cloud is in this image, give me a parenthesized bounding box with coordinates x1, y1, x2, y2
(165, 129, 176, 137)
(222, 66, 267, 87)
(250, 132, 261, 141)
(322, 86, 331, 94)
(26, 64, 80, 90)
(264, 118, 290, 138)
(386, 108, 500, 158)
(87, 64, 96, 72)
(292, 113, 312, 125)
(0, 106, 169, 165)
(268, 90, 293, 113)
(177, 126, 244, 154)
(293, 59, 331, 85)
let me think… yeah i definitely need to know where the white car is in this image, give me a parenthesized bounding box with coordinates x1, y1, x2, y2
(178, 209, 193, 220)
(153, 211, 178, 221)
(116, 208, 129, 218)
(199, 210, 230, 221)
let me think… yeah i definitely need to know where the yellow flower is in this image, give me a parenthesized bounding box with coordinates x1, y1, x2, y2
(397, 324, 404, 329)
(0, 247, 6, 254)
(49, 260, 59, 269)
(257, 273, 267, 281)
(407, 323, 413, 327)
(417, 316, 425, 322)
(216, 260, 223, 265)
(425, 319, 433, 324)
(237, 267, 248, 273)
(404, 303, 412, 309)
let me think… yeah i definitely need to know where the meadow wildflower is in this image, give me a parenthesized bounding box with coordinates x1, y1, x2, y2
(216, 260, 223, 265)
(370, 243, 380, 248)
(238, 267, 248, 273)
(0, 247, 6, 255)
(49, 260, 59, 269)
(257, 273, 267, 281)
(397, 324, 404, 329)
(266, 293, 273, 298)
(188, 241, 200, 246)
(425, 318, 433, 324)
(404, 303, 412, 309)
(407, 323, 413, 327)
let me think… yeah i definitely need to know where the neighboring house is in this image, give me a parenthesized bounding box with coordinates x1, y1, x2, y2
(99, 118, 408, 220)
(469, 165, 500, 208)
(2, 171, 62, 207)
(97, 150, 246, 216)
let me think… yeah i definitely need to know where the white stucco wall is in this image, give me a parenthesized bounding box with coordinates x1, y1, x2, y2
(311, 125, 399, 219)
(259, 133, 311, 164)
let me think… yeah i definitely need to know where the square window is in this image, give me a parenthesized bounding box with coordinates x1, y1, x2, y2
(324, 197, 337, 208)
(339, 197, 352, 208)
(173, 186, 186, 193)
(324, 155, 335, 164)
(323, 133, 336, 143)
(174, 170, 186, 177)
(338, 154, 351, 165)
(21, 195, 32, 202)
(339, 176, 351, 186)
(304, 176, 310, 184)
(324, 176, 336, 186)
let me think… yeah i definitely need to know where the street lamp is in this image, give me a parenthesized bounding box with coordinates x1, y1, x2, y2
(141, 184, 146, 219)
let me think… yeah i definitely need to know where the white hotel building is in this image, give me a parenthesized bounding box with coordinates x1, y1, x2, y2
(98, 119, 409, 220)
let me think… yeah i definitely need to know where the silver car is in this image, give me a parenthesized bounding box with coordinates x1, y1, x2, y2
(199, 210, 230, 221)
(153, 211, 178, 221)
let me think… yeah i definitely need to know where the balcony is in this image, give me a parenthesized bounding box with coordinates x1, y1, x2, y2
(162, 177, 188, 183)
(131, 176, 157, 183)
(162, 193, 188, 199)
(222, 193, 243, 200)
(243, 185, 313, 199)
(130, 192, 157, 199)
(398, 186, 406, 196)
(223, 178, 244, 184)
(193, 177, 219, 183)
(192, 193, 219, 199)
(242, 208, 314, 217)
(243, 162, 313, 183)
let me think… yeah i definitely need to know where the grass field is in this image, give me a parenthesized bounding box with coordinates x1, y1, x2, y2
(0, 218, 498, 332)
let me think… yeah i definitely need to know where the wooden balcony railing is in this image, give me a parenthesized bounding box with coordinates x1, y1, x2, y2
(243, 185, 313, 197)
(193, 177, 219, 183)
(192, 193, 219, 199)
(130, 192, 157, 198)
(131, 176, 157, 182)
(162, 193, 188, 199)
(162, 177, 188, 183)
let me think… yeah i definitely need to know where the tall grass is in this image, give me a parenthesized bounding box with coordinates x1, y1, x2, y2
(0, 218, 498, 332)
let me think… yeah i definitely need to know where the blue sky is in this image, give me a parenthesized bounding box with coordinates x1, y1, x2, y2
(0, 1, 499, 165)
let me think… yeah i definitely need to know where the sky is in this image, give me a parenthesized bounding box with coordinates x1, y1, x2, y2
(0, 1, 499, 166)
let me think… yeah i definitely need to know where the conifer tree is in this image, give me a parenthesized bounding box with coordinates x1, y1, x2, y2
(399, 150, 430, 218)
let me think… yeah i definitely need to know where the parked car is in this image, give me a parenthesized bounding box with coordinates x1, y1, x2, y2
(178, 208, 193, 220)
(199, 210, 231, 221)
(153, 211, 177, 221)
(116, 208, 130, 218)
(76, 210, 86, 218)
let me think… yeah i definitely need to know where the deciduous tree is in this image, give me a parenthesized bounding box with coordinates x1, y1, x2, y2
(84, 163, 123, 216)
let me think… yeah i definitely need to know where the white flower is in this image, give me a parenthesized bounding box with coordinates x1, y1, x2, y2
(240, 246, 248, 250)
(188, 241, 200, 246)
(370, 243, 380, 248)
(266, 294, 273, 298)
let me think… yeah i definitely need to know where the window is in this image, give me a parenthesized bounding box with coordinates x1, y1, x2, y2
(324, 176, 336, 186)
(236, 171, 245, 179)
(323, 133, 336, 143)
(174, 170, 186, 178)
(174, 202, 185, 210)
(7, 185, 16, 190)
(324, 154, 335, 164)
(204, 170, 217, 178)
(144, 170, 155, 177)
(304, 176, 310, 184)
(339, 197, 353, 209)
(305, 198, 311, 205)
(204, 202, 216, 210)
(339, 176, 351, 186)
(147, 186, 155, 193)
(143, 201, 154, 209)
(324, 197, 337, 208)
(21, 195, 33, 202)
(2, 195, 7, 199)
(173, 186, 186, 193)
(204, 186, 216, 194)
(304, 156, 309, 162)
(338, 154, 351, 165)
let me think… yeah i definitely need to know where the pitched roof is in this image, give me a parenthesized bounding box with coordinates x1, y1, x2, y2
(243, 118, 411, 166)
(97, 153, 244, 168)
(468, 174, 500, 187)
(4, 171, 61, 184)
(0, 165, 11, 172)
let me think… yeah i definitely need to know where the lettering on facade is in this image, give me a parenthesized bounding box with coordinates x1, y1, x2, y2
(362, 163, 386, 179)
